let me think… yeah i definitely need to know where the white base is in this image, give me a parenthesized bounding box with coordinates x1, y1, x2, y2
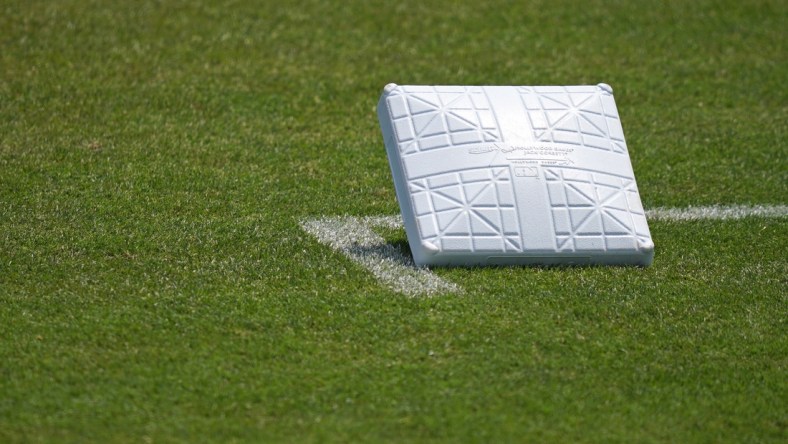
(378, 84, 654, 267)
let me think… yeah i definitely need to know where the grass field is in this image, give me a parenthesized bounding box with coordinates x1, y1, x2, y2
(1, 0, 786, 442)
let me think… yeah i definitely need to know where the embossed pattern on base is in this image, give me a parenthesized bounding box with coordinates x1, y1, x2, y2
(378, 83, 654, 266)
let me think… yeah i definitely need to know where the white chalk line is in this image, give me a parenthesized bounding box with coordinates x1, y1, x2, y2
(646, 204, 788, 221)
(299, 216, 461, 297)
(301, 205, 787, 297)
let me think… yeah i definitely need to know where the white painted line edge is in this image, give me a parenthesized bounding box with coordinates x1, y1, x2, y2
(299, 216, 461, 297)
(301, 205, 787, 296)
(646, 204, 788, 221)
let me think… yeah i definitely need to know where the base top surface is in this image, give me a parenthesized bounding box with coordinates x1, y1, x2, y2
(378, 84, 654, 266)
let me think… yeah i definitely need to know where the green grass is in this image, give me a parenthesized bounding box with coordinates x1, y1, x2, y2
(1, 0, 786, 442)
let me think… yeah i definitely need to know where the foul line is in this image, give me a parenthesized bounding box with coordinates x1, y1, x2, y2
(301, 205, 787, 297)
(299, 216, 461, 297)
(646, 204, 788, 221)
